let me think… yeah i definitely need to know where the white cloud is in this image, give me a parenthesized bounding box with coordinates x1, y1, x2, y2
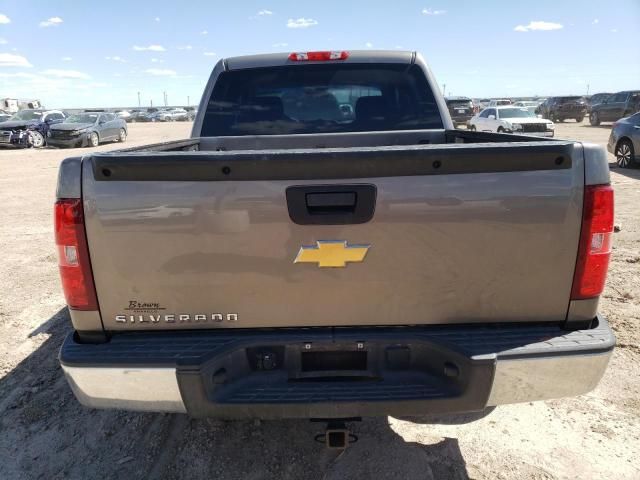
(88, 82, 110, 88)
(203, 51, 216, 56)
(61, 56, 72, 61)
(0, 53, 32, 67)
(177, 45, 193, 50)
(514, 21, 563, 32)
(272, 42, 288, 47)
(365, 42, 373, 48)
(39, 17, 63, 27)
(155, 17, 160, 22)
(0, 14, 11, 24)
(145, 68, 176, 76)
(200, 30, 208, 35)
(611, 28, 618, 33)
(287, 18, 318, 29)
(592, 19, 599, 24)
(258, 9, 273, 16)
(41, 69, 90, 79)
(150, 58, 163, 63)
(421, 8, 446, 15)
(133, 44, 166, 51)
(0, 38, 7, 45)
(105, 56, 126, 62)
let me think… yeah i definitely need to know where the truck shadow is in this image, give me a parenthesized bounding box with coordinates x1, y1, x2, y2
(0, 307, 471, 480)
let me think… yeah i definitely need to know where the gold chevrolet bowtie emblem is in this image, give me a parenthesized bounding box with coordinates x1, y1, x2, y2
(294, 241, 370, 268)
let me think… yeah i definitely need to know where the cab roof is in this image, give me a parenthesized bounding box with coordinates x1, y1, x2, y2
(224, 50, 415, 70)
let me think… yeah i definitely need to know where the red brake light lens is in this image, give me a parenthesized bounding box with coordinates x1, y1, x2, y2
(288, 51, 349, 62)
(55, 199, 98, 310)
(571, 185, 614, 300)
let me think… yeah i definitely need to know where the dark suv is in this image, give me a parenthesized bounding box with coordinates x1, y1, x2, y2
(536, 96, 587, 123)
(590, 90, 640, 126)
(444, 96, 474, 127)
(586, 93, 611, 114)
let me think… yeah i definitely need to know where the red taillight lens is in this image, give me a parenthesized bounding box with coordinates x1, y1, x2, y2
(288, 51, 349, 61)
(571, 185, 614, 300)
(55, 199, 98, 310)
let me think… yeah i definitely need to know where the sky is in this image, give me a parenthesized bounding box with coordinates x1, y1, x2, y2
(0, 0, 638, 108)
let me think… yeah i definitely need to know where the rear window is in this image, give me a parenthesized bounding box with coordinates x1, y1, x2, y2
(447, 100, 472, 108)
(201, 63, 443, 136)
(557, 96, 583, 102)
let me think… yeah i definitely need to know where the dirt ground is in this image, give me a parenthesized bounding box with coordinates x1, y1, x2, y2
(0, 122, 638, 480)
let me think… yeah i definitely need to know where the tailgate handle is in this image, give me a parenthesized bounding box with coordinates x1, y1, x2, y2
(306, 192, 356, 213)
(286, 184, 376, 225)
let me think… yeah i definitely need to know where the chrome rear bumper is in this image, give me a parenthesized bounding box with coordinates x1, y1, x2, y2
(60, 317, 614, 417)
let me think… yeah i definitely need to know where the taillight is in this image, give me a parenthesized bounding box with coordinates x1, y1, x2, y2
(54, 199, 98, 310)
(571, 185, 614, 300)
(288, 51, 349, 61)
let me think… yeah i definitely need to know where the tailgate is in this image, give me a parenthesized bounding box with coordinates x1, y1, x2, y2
(83, 141, 584, 330)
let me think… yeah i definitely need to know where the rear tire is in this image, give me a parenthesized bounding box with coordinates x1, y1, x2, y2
(469, 125, 476, 131)
(497, 127, 505, 133)
(118, 128, 127, 142)
(615, 139, 636, 168)
(590, 112, 600, 126)
(575, 116, 584, 123)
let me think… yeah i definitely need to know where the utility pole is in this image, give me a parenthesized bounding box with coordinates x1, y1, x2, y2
(137, 91, 141, 107)
(163, 91, 167, 107)
(187, 95, 190, 107)
(150, 99, 153, 107)
(442, 84, 446, 96)
(586, 83, 590, 96)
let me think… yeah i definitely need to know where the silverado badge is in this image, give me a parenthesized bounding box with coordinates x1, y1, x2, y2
(294, 240, 370, 268)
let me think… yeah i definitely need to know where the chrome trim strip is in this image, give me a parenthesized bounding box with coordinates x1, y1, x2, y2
(487, 351, 612, 406)
(61, 366, 186, 413)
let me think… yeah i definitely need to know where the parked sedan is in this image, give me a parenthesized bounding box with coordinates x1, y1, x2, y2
(0, 109, 66, 148)
(607, 112, 640, 168)
(129, 111, 152, 122)
(150, 108, 190, 122)
(47, 112, 127, 148)
(469, 106, 555, 137)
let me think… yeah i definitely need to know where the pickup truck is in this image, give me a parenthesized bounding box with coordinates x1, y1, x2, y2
(56, 51, 615, 423)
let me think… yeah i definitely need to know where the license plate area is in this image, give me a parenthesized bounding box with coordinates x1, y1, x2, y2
(301, 351, 368, 372)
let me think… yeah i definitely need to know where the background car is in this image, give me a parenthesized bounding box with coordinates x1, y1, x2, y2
(469, 106, 554, 137)
(607, 112, 640, 168)
(115, 110, 132, 120)
(536, 96, 587, 123)
(47, 112, 127, 148)
(185, 107, 198, 121)
(149, 108, 190, 122)
(586, 93, 612, 114)
(513, 101, 540, 115)
(129, 111, 152, 122)
(444, 96, 474, 128)
(0, 109, 66, 148)
(590, 90, 640, 126)
(488, 99, 512, 107)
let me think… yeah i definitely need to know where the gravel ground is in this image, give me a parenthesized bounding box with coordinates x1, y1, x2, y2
(0, 122, 638, 479)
